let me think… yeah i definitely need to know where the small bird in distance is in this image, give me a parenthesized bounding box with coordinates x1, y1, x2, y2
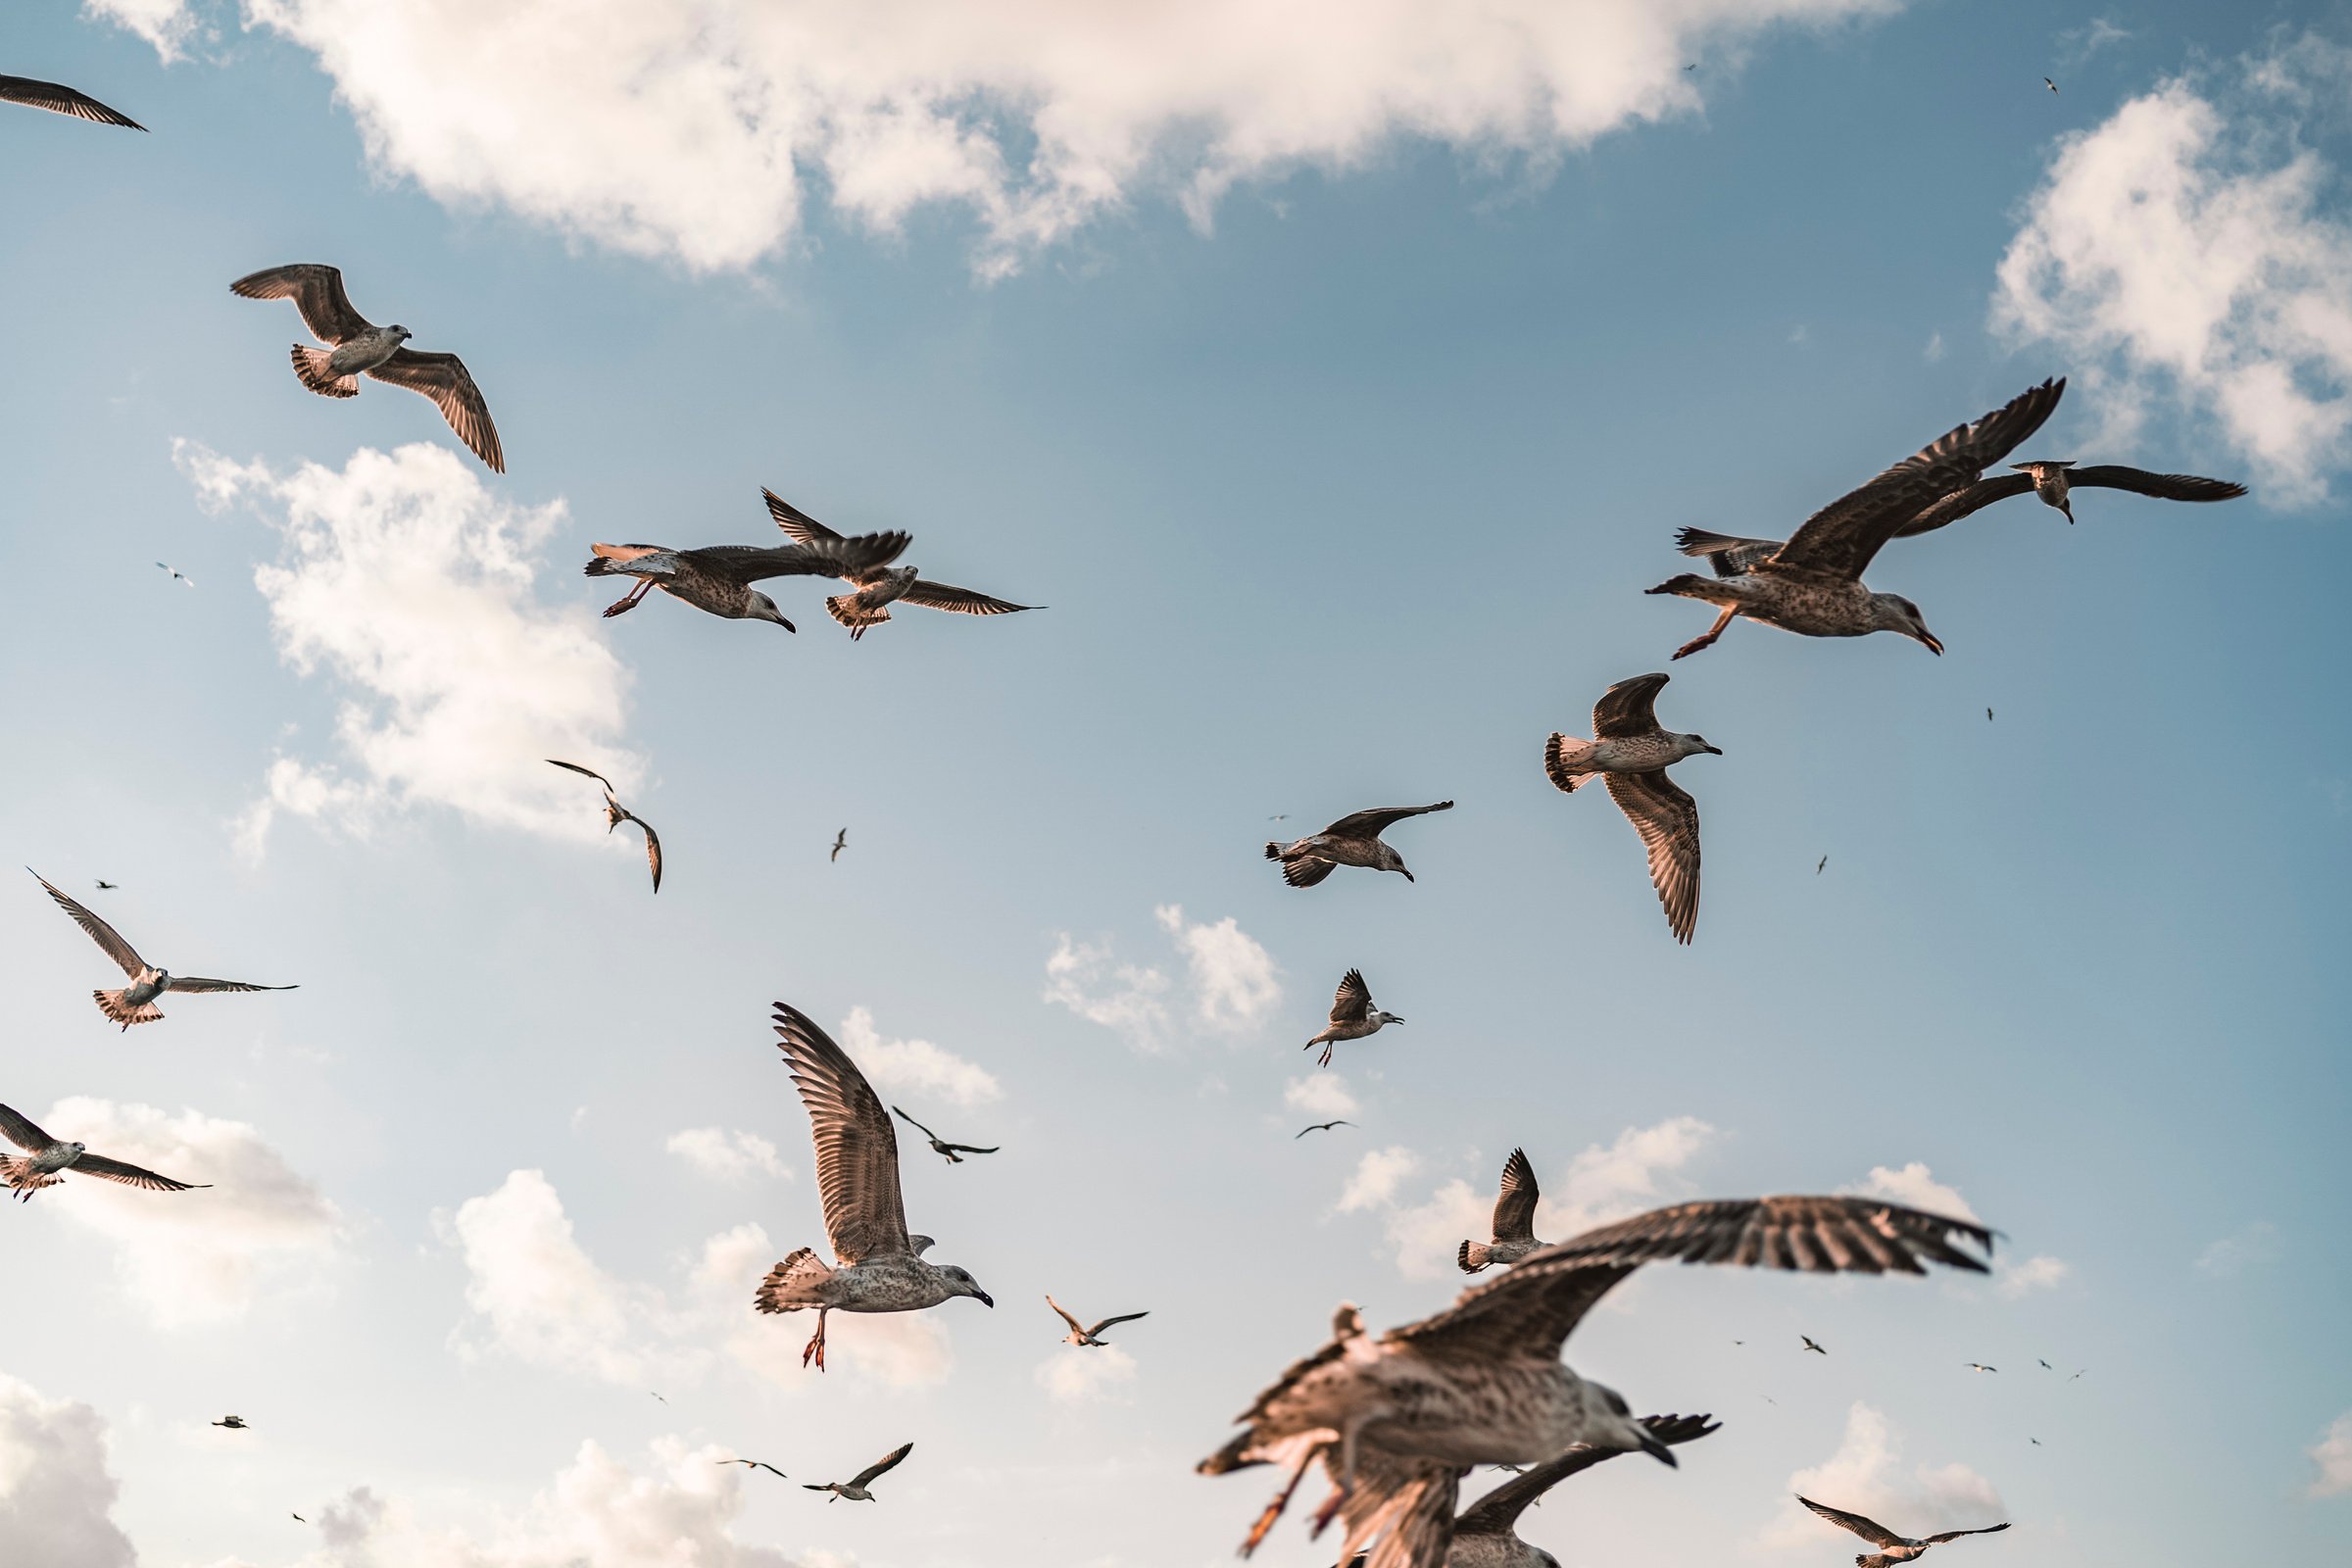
(1817, 856, 1828, 874)
(1047, 1295, 1150, 1348)
(1802, 1335, 1828, 1354)
(1966, 1362, 1997, 1373)
(212, 1416, 248, 1430)
(718, 1458, 789, 1479)
(805, 1442, 912, 1502)
(155, 562, 193, 587)
(830, 828, 847, 862)
(1294, 1119, 1352, 1138)
(890, 1105, 998, 1163)
(2044, 76, 2058, 93)
(94, 880, 118, 890)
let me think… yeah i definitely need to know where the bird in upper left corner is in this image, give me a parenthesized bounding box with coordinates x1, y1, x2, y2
(0, 74, 144, 128)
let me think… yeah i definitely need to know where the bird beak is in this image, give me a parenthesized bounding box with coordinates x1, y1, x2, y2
(1916, 629, 1944, 656)
(1400, 869, 1415, 883)
(975, 1290, 995, 1308)
(1702, 745, 1724, 755)
(1638, 1433, 1679, 1467)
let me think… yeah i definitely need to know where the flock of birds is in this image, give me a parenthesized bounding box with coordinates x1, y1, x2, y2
(5, 62, 2252, 1568)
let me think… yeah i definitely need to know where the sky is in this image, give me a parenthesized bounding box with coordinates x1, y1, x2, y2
(2, 1, 2349, 1565)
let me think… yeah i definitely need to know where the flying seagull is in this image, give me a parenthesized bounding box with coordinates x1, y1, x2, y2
(830, 829, 848, 862)
(805, 1442, 912, 1502)
(0, 1102, 210, 1201)
(1307, 969, 1403, 1067)
(229, 264, 506, 472)
(155, 562, 193, 587)
(2044, 76, 2058, 93)
(755, 1004, 993, 1370)
(1816, 856, 1828, 875)
(94, 881, 118, 890)
(1647, 379, 2064, 659)
(1267, 802, 1453, 888)
(546, 760, 662, 893)
(650, 1392, 667, 1403)
(1297, 1120, 1354, 1139)
(1966, 1362, 1997, 1373)
(1444, 1412, 1720, 1566)
(1200, 1195, 1993, 1568)
(2037, 1358, 2052, 1370)
(890, 1104, 999, 1163)
(0, 74, 144, 128)
(763, 490, 1038, 641)
(1458, 1149, 1547, 1274)
(212, 1416, 248, 1430)
(1802, 1336, 1828, 1354)
(1048, 1295, 1150, 1348)
(583, 525, 907, 630)
(1797, 1495, 2011, 1566)
(292, 1513, 305, 1523)
(1987, 708, 1994, 722)
(1544, 672, 1719, 944)
(30, 870, 296, 1030)
(718, 1458, 789, 1479)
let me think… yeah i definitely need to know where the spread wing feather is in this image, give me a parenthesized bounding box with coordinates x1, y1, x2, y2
(228, 264, 373, 343)
(770, 1004, 911, 1264)
(365, 349, 505, 473)
(32, 873, 146, 976)
(1604, 771, 1701, 945)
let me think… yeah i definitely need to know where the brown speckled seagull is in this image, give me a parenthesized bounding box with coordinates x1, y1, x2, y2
(0, 74, 144, 128)
(1457, 1150, 1546, 1274)
(1796, 1495, 2011, 1566)
(1646, 379, 2064, 660)
(1047, 1295, 1150, 1348)
(763, 490, 1037, 641)
(755, 1004, 993, 1370)
(30, 870, 296, 1031)
(229, 264, 506, 472)
(1307, 969, 1402, 1067)
(546, 760, 662, 892)
(584, 526, 908, 630)
(1442, 1412, 1720, 1567)
(1199, 1196, 1993, 1568)
(0, 1102, 209, 1201)
(1268, 803, 1453, 888)
(1544, 673, 1719, 945)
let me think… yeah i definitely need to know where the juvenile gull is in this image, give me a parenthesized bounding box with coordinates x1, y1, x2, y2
(805, 1442, 912, 1502)
(546, 760, 662, 892)
(1796, 1495, 2010, 1566)
(1307, 969, 1402, 1067)
(1268, 803, 1454, 888)
(0, 1102, 209, 1201)
(229, 264, 506, 472)
(1047, 1295, 1150, 1347)
(1544, 672, 1719, 944)
(763, 490, 1038, 641)
(1442, 1412, 1719, 1567)
(584, 527, 906, 630)
(1646, 379, 2064, 659)
(755, 1004, 993, 1369)
(1200, 1196, 1993, 1568)
(1457, 1150, 1547, 1274)
(31, 870, 296, 1030)
(890, 1104, 999, 1163)
(0, 75, 144, 128)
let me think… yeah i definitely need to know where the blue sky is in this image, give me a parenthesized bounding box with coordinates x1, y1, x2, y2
(3, 2, 2348, 1565)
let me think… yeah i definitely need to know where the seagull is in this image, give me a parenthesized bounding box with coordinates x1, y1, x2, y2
(2037, 1358, 2052, 1369)
(718, 1458, 789, 1479)
(1444, 1413, 1719, 1566)
(155, 562, 193, 587)
(93, 881, 118, 891)
(1797, 1495, 2011, 1566)
(0, 1103, 210, 1201)
(1544, 672, 1719, 944)
(1966, 1362, 1997, 1373)
(1802, 1336, 1828, 1354)
(1268, 814, 1290, 821)
(1986, 708, 1994, 721)
(30, 870, 297, 1030)
(1048, 1295, 1150, 1348)
(830, 829, 848, 862)
(1647, 379, 2064, 659)
(228, 265, 506, 472)
(1200, 1196, 1992, 1568)
(805, 1442, 912, 1502)
(2044, 76, 2058, 93)
(755, 1004, 993, 1370)
(2070, 1368, 2085, 1381)
(650, 1393, 667, 1403)
(890, 1104, 999, 1164)
(212, 1416, 248, 1430)
(2029, 1438, 2042, 1446)
(1307, 969, 1403, 1067)
(1458, 1149, 1547, 1274)
(1816, 856, 1828, 875)
(1297, 1120, 1354, 1139)
(1267, 802, 1453, 888)
(546, 760, 662, 893)
(0, 74, 144, 128)
(762, 490, 1038, 641)
(583, 525, 907, 630)
(292, 1513, 305, 1522)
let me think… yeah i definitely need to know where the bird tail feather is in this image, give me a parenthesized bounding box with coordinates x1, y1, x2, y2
(753, 1248, 832, 1314)
(1458, 1239, 1492, 1273)
(0, 1156, 63, 1198)
(94, 990, 163, 1027)
(1859, 1557, 1894, 1568)
(290, 345, 359, 398)
(826, 595, 888, 640)
(1543, 734, 1592, 793)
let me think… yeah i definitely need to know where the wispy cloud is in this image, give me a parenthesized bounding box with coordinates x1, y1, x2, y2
(1843, 1161, 1983, 1224)
(1046, 906, 1280, 1052)
(2310, 1411, 2352, 1497)
(1337, 1147, 1423, 1215)
(1285, 1073, 1359, 1120)
(2195, 1220, 2280, 1278)
(665, 1129, 790, 1184)
(1996, 1254, 2070, 1298)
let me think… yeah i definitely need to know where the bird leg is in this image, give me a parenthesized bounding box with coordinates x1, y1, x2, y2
(1307, 1478, 1352, 1538)
(1317, 1044, 1334, 1068)
(801, 1308, 829, 1372)
(1239, 1443, 1323, 1558)
(603, 581, 654, 618)
(1671, 606, 1738, 661)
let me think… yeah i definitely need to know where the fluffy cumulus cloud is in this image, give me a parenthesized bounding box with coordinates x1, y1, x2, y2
(665, 1128, 790, 1184)
(1284, 1073, 1359, 1120)
(1337, 1146, 1424, 1215)
(83, 0, 203, 62)
(2311, 1412, 2352, 1498)
(29, 1098, 338, 1329)
(1993, 34, 2352, 501)
(444, 1170, 655, 1385)
(1045, 906, 1279, 1051)
(1995, 1253, 2070, 1298)
(1764, 1403, 2005, 1551)
(0, 1373, 135, 1568)
(176, 442, 638, 855)
(1035, 1344, 1139, 1406)
(837, 1005, 1003, 1107)
(100, 1, 1897, 276)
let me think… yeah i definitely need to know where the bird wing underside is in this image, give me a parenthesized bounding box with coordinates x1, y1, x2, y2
(770, 1004, 912, 1263)
(1491, 1147, 1541, 1243)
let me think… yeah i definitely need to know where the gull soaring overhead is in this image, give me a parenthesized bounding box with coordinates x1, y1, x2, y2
(1307, 969, 1403, 1067)
(1298, 1120, 1354, 1138)
(229, 264, 506, 472)
(1048, 1295, 1150, 1347)
(1268, 803, 1453, 888)
(805, 1442, 912, 1501)
(1797, 1495, 2011, 1566)
(155, 563, 193, 587)
(1457, 1149, 1547, 1274)
(830, 829, 848, 862)
(890, 1104, 999, 1163)
(0, 74, 144, 128)
(584, 523, 907, 630)
(755, 1005, 993, 1369)
(0, 1103, 209, 1201)
(546, 760, 662, 892)
(30, 871, 296, 1030)
(763, 490, 1038, 641)
(1444, 1412, 1720, 1567)
(1544, 672, 1719, 944)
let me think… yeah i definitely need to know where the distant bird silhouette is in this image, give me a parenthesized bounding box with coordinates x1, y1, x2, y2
(1048, 1295, 1150, 1347)
(94, 880, 118, 891)
(805, 1442, 912, 1501)
(1306, 969, 1402, 1066)
(890, 1105, 998, 1164)
(830, 828, 848, 862)
(1295, 1120, 1353, 1138)
(718, 1458, 789, 1479)
(2070, 1368, 2085, 1380)
(212, 1416, 248, 1430)
(0, 74, 144, 128)
(1966, 1362, 1997, 1373)
(155, 562, 193, 587)
(1268, 814, 1289, 822)
(1, 1103, 211, 1201)
(1817, 856, 1828, 875)
(2037, 1359, 2052, 1370)
(547, 760, 662, 892)
(1986, 708, 1994, 721)
(1797, 1495, 2010, 1566)
(2029, 1438, 2042, 1446)
(30, 870, 296, 1029)
(1802, 1336, 1828, 1354)
(1458, 1148, 1546, 1273)
(291, 1512, 305, 1522)
(650, 1392, 666, 1403)
(2044, 76, 2058, 93)
(1267, 802, 1453, 887)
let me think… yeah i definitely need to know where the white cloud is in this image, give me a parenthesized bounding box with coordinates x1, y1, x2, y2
(665, 1129, 790, 1184)
(445, 1170, 653, 1385)
(1045, 907, 1279, 1051)
(1996, 1254, 2070, 1298)
(1548, 1116, 1716, 1234)
(2057, 17, 2132, 66)
(1035, 1345, 1139, 1406)
(30, 1098, 339, 1329)
(84, 0, 202, 62)
(837, 1005, 1003, 1107)
(98, 0, 1903, 276)
(0, 1372, 135, 1568)
(1284, 1073, 1359, 1120)
(1764, 1403, 2005, 1551)
(1153, 905, 1281, 1031)
(176, 441, 639, 854)
(1044, 935, 1171, 1049)
(2310, 1412, 2352, 1498)
(1923, 330, 1945, 362)
(1992, 37, 2352, 502)
(1843, 1161, 1982, 1224)
(1337, 1147, 1423, 1214)
(2196, 1220, 2281, 1278)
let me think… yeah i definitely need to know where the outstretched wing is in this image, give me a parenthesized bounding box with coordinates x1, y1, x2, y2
(1491, 1148, 1541, 1245)
(1799, 1495, 1907, 1547)
(1674, 527, 1784, 576)
(2067, 465, 2248, 504)
(0, 1103, 59, 1153)
(1045, 1295, 1086, 1335)
(1323, 802, 1455, 838)
(761, 489, 848, 544)
(771, 1004, 911, 1264)
(366, 349, 505, 473)
(625, 814, 662, 893)
(898, 579, 1036, 617)
(71, 1152, 208, 1193)
(1771, 379, 2065, 579)
(1330, 968, 1372, 1024)
(164, 977, 296, 994)
(1088, 1311, 1150, 1335)
(850, 1442, 913, 1489)
(32, 872, 147, 976)
(1922, 1524, 2013, 1545)
(547, 758, 619, 795)
(1591, 673, 1670, 738)
(1453, 1413, 1720, 1536)
(1894, 472, 2034, 536)
(0, 74, 145, 129)
(1328, 1448, 1460, 1568)
(228, 264, 373, 343)
(1280, 856, 1337, 888)
(944, 1142, 999, 1154)
(1604, 770, 1701, 945)
(891, 1105, 940, 1142)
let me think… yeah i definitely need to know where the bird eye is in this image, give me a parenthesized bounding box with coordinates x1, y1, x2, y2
(1605, 1391, 1630, 1417)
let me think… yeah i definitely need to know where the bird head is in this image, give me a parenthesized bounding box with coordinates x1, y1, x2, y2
(387, 325, 413, 342)
(1589, 1383, 1678, 1467)
(940, 1265, 993, 1308)
(749, 592, 798, 631)
(1678, 732, 1724, 758)
(65, 1142, 87, 1158)
(1875, 594, 1942, 655)
(1373, 845, 1412, 881)
(1374, 1010, 1405, 1027)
